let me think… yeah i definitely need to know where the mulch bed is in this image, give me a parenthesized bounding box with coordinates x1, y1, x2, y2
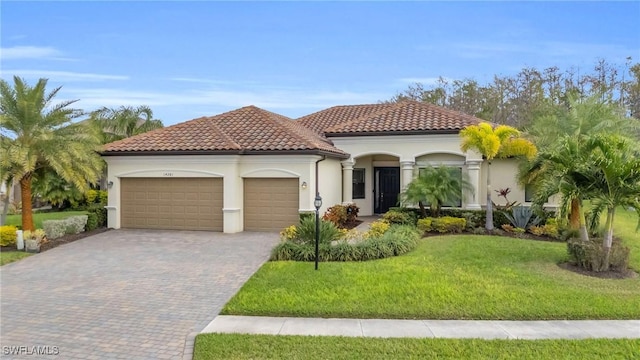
(39, 228, 110, 252)
(1, 228, 110, 254)
(557, 262, 638, 280)
(341, 220, 363, 230)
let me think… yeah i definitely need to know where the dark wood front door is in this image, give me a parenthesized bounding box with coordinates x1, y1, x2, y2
(374, 167, 400, 214)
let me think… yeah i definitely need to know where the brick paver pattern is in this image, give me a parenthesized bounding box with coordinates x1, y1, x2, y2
(0, 229, 278, 360)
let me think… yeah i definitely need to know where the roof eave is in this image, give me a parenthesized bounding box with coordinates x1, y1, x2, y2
(325, 129, 462, 137)
(100, 149, 350, 159)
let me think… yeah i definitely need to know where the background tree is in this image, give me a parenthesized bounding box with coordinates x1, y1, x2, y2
(90, 105, 163, 143)
(387, 59, 640, 131)
(0, 76, 103, 231)
(401, 165, 473, 217)
(460, 123, 537, 230)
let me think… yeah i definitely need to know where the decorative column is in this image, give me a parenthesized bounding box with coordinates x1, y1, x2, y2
(466, 160, 482, 210)
(400, 160, 415, 190)
(341, 159, 355, 204)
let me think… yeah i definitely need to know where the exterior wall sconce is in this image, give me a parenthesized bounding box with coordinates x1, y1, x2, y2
(107, 181, 114, 189)
(301, 181, 307, 189)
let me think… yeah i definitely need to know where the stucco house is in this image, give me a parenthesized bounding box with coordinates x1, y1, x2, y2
(102, 100, 539, 233)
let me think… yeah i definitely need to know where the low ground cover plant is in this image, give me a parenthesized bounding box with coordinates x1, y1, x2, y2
(272, 218, 419, 262)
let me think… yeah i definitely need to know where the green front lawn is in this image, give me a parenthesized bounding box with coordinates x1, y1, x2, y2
(0, 251, 32, 266)
(5, 211, 88, 229)
(222, 234, 640, 319)
(194, 334, 640, 360)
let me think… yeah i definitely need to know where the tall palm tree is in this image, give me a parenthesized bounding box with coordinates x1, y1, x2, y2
(401, 165, 474, 217)
(0, 76, 103, 231)
(460, 122, 537, 230)
(90, 105, 163, 143)
(584, 135, 640, 267)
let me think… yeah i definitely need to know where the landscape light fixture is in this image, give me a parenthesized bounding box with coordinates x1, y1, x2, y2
(314, 194, 323, 270)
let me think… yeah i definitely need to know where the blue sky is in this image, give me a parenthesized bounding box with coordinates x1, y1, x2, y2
(2, 1, 639, 125)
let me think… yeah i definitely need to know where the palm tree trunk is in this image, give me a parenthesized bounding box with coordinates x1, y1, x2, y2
(20, 174, 35, 231)
(418, 201, 426, 218)
(578, 204, 590, 243)
(602, 207, 615, 271)
(569, 198, 580, 229)
(486, 162, 494, 230)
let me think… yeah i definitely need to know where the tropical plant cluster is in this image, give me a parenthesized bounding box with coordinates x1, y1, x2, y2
(273, 217, 419, 262)
(43, 215, 88, 240)
(0, 225, 18, 246)
(1, 76, 162, 231)
(322, 204, 359, 228)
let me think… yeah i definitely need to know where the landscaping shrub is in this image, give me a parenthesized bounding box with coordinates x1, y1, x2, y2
(66, 215, 88, 234)
(417, 218, 432, 233)
(363, 219, 390, 239)
(567, 239, 630, 272)
(299, 211, 315, 223)
(431, 216, 466, 233)
(43, 220, 66, 240)
(322, 205, 347, 227)
(322, 204, 360, 228)
(85, 213, 98, 232)
(0, 225, 18, 247)
(383, 209, 415, 225)
(280, 225, 297, 241)
(87, 205, 107, 228)
(270, 224, 419, 262)
(294, 217, 342, 246)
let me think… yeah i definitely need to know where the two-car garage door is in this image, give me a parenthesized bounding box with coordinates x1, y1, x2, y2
(120, 177, 299, 232)
(120, 178, 223, 231)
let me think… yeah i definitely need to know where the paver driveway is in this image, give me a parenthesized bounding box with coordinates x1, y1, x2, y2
(0, 229, 278, 360)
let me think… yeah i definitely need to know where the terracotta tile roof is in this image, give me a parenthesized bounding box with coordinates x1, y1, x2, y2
(297, 103, 395, 135)
(298, 100, 484, 136)
(102, 106, 347, 157)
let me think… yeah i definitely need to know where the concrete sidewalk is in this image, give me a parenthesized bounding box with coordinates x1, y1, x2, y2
(202, 316, 640, 340)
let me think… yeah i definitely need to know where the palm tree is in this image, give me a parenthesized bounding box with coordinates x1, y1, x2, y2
(523, 96, 639, 229)
(460, 122, 537, 230)
(523, 136, 595, 242)
(401, 165, 474, 217)
(584, 135, 640, 267)
(90, 105, 163, 143)
(0, 76, 103, 231)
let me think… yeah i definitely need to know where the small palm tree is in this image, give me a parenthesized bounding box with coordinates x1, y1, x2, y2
(401, 165, 474, 218)
(583, 134, 640, 267)
(460, 123, 537, 230)
(90, 105, 163, 143)
(0, 76, 103, 231)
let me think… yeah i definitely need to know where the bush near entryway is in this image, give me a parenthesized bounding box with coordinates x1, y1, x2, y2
(322, 204, 360, 228)
(271, 224, 420, 262)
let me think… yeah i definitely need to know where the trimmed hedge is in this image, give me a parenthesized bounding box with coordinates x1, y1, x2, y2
(417, 217, 466, 234)
(43, 215, 88, 239)
(271, 225, 420, 262)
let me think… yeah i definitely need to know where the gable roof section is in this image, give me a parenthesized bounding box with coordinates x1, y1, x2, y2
(102, 106, 347, 158)
(298, 100, 485, 137)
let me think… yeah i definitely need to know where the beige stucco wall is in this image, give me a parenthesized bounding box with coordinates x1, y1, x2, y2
(104, 154, 338, 233)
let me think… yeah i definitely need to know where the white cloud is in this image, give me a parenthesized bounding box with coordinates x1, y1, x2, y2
(3, 70, 129, 82)
(1, 46, 62, 60)
(62, 86, 387, 116)
(397, 77, 454, 86)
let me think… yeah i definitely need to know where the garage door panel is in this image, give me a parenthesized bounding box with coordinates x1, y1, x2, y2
(244, 178, 299, 232)
(121, 178, 223, 231)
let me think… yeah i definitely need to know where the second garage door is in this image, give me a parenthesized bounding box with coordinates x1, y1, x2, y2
(121, 178, 223, 231)
(244, 178, 299, 232)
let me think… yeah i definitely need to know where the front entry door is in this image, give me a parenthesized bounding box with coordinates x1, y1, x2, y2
(374, 167, 400, 214)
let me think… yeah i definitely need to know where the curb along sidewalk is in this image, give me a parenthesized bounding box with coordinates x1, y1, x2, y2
(201, 316, 640, 340)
